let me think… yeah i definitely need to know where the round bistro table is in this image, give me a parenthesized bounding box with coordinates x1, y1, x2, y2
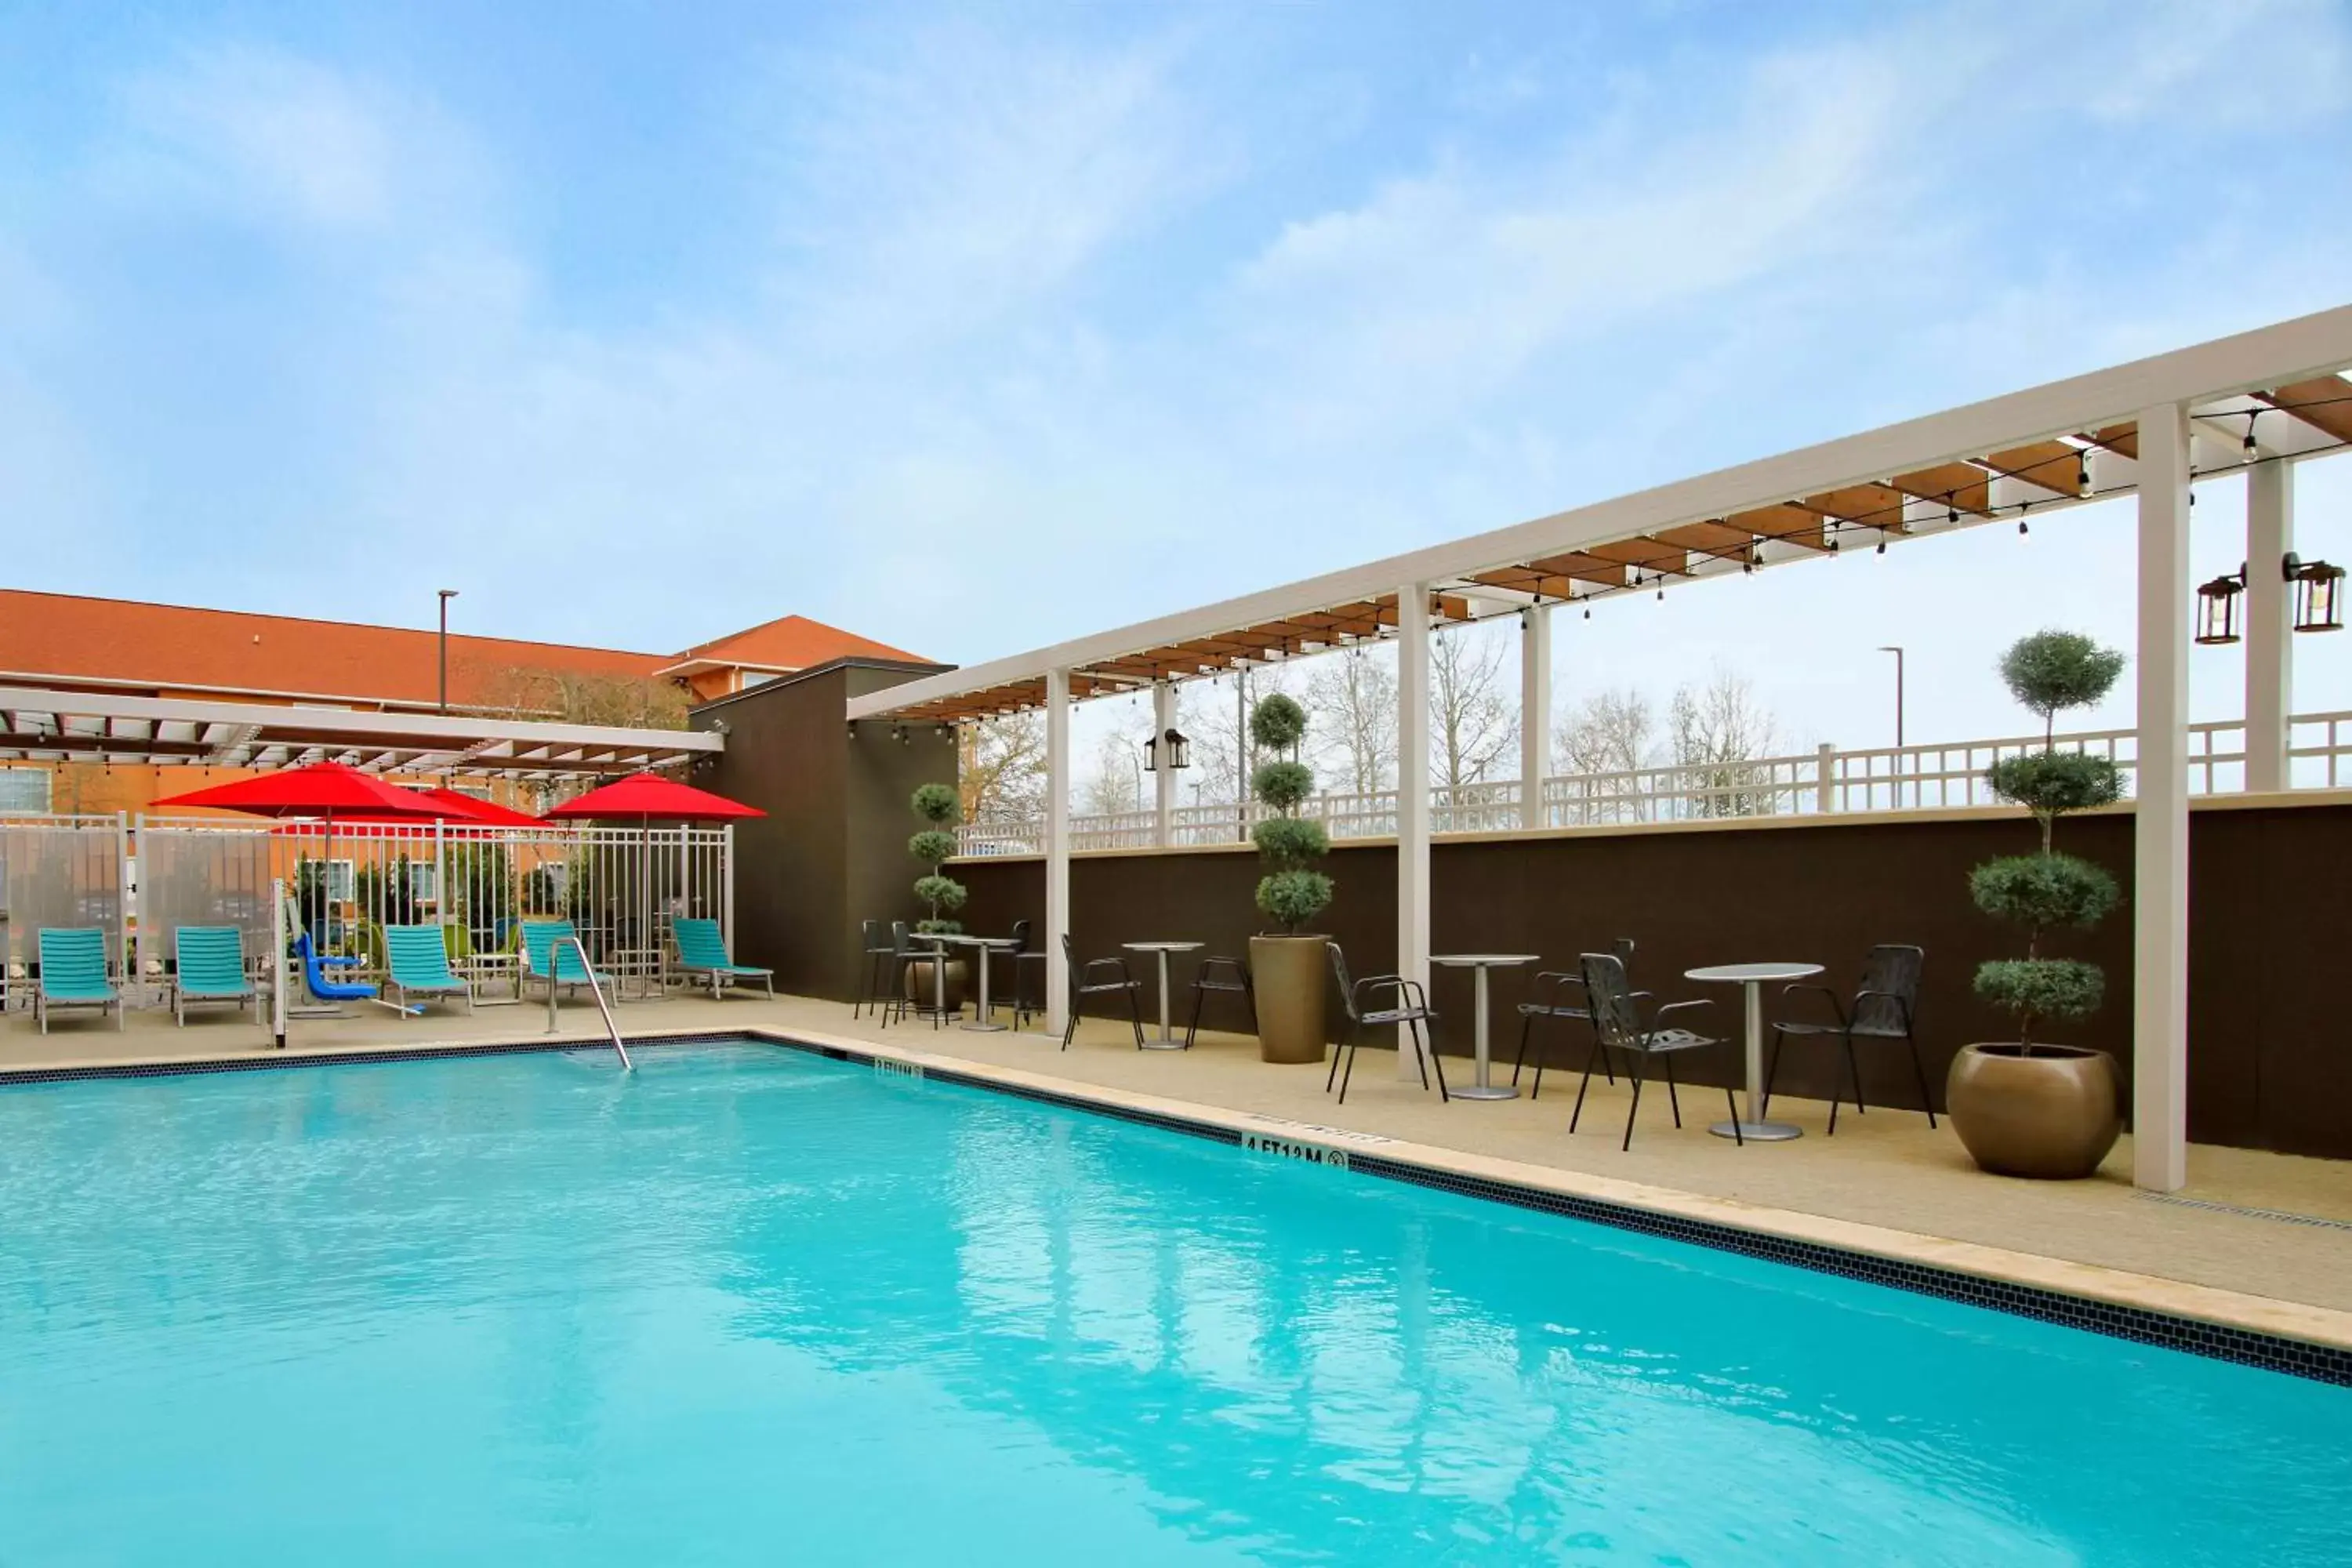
(1122, 941, 1204, 1050)
(1431, 954, 1540, 1100)
(1683, 961, 1823, 1142)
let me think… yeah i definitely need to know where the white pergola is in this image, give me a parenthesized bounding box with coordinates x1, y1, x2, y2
(849, 304, 2352, 1192)
(0, 685, 721, 779)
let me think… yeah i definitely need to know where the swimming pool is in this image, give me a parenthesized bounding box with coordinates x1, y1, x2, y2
(1, 1039, 2344, 1564)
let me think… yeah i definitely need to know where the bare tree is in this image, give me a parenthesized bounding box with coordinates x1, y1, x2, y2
(1304, 648, 1397, 795)
(1552, 688, 1657, 822)
(480, 665, 689, 730)
(1077, 730, 1145, 818)
(959, 712, 1046, 825)
(1670, 667, 1782, 817)
(1429, 623, 1519, 789)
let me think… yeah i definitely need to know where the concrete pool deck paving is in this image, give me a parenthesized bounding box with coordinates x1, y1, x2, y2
(9, 990, 2352, 1351)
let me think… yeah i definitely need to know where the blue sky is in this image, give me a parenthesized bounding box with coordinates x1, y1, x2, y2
(5, 0, 2352, 753)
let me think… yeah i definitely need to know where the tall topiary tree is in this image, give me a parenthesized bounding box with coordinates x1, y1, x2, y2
(1972, 631, 2126, 1050)
(1248, 693, 1333, 934)
(908, 782, 967, 935)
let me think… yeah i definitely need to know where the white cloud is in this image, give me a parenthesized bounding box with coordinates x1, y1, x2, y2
(755, 20, 1229, 353)
(1225, 42, 1917, 443)
(106, 43, 478, 232)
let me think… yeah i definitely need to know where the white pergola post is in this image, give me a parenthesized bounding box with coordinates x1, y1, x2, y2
(1045, 666, 1072, 1037)
(1396, 584, 1432, 1080)
(2134, 402, 2193, 1192)
(2245, 461, 2294, 793)
(1519, 604, 1552, 829)
(1152, 680, 1178, 847)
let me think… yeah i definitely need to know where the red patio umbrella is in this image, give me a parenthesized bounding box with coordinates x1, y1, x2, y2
(334, 786, 546, 829)
(538, 773, 764, 825)
(153, 760, 456, 824)
(540, 773, 762, 971)
(154, 762, 453, 938)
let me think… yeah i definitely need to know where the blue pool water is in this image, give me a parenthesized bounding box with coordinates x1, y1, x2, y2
(1, 1041, 2345, 1565)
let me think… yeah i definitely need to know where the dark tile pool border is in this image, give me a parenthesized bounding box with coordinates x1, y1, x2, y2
(7, 1025, 2349, 1388)
(782, 1036, 2352, 1389)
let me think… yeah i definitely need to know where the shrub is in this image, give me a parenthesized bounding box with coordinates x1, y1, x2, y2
(1247, 693, 1332, 934)
(1256, 869, 1334, 932)
(908, 783, 966, 935)
(1975, 959, 2103, 1024)
(1971, 630, 2126, 1049)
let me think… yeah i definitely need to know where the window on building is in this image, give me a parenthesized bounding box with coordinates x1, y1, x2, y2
(0, 768, 52, 815)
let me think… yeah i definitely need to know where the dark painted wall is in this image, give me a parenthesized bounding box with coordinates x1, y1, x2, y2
(695, 659, 956, 1000)
(951, 802, 2352, 1160)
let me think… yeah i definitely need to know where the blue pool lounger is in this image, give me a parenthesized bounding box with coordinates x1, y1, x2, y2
(34, 927, 123, 1033)
(172, 925, 260, 1027)
(671, 918, 772, 1000)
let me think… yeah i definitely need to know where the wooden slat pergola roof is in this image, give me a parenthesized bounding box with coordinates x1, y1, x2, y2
(0, 686, 721, 779)
(850, 310, 2352, 724)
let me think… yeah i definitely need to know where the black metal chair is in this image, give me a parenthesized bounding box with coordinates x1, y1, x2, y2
(1003, 919, 1044, 1028)
(1326, 942, 1446, 1106)
(854, 918, 895, 1020)
(1763, 944, 1931, 1134)
(1512, 936, 1634, 1098)
(1183, 953, 1255, 1048)
(884, 921, 952, 1029)
(1571, 951, 1742, 1151)
(1060, 933, 1146, 1051)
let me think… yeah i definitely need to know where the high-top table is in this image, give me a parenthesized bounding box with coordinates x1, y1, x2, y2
(1432, 953, 1540, 1100)
(1123, 941, 1203, 1049)
(1683, 961, 1822, 1142)
(936, 933, 1020, 1032)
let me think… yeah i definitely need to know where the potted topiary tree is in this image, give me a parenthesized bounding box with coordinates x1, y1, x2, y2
(1947, 630, 2128, 1178)
(905, 782, 969, 1011)
(1246, 694, 1334, 1063)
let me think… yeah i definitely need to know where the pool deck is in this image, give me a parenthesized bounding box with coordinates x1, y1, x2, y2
(9, 990, 2352, 1353)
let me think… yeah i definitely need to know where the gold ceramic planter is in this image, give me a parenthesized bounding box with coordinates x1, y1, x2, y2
(1946, 1044, 2122, 1180)
(902, 957, 968, 1014)
(1249, 935, 1328, 1064)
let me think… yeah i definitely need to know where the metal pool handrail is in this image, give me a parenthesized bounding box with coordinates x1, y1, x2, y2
(546, 934, 631, 1070)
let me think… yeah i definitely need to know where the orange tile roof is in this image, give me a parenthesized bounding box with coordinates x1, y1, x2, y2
(659, 612, 927, 673)
(0, 590, 927, 710)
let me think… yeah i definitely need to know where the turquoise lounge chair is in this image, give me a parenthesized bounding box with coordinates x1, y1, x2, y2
(384, 924, 474, 1016)
(173, 925, 258, 1027)
(521, 919, 615, 1003)
(35, 927, 122, 1033)
(672, 918, 771, 1001)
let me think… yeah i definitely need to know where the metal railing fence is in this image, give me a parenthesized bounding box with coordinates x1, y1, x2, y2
(953, 709, 2352, 855)
(2, 815, 735, 1007)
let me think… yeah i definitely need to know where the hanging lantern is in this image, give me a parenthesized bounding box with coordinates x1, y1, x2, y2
(2194, 570, 2245, 646)
(2288, 554, 2346, 633)
(1144, 728, 1192, 771)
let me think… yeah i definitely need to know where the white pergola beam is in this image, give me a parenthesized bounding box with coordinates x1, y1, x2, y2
(1045, 667, 1072, 1036)
(1152, 681, 1177, 847)
(850, 304, 2352, 722)
(1519, 604, 1551, 829)
(2245, 462, 2294, 793)
(0, 685, 720, 758)
(1396, 583, 1432, 1082)
(2134, 401, 2194, 1194)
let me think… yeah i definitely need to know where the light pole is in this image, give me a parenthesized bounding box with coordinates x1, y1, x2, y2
(1877, 645, 1906, 807)
(437, 590, 460, 713)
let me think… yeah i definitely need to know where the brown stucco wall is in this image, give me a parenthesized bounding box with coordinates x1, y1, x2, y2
(947, 799, 2352, 1160)
(694, 658, 954, 1000)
